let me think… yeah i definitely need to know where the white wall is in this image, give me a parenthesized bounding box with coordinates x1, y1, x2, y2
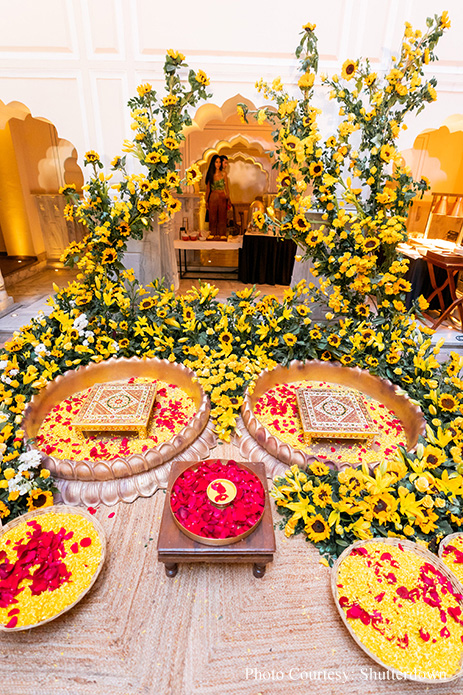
(0, 0, 462, 167)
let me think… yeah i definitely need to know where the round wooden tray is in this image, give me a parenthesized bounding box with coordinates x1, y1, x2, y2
(169, 460, 265, 546)
(331, 537, 463, 683)
(0, 505, 106, 632)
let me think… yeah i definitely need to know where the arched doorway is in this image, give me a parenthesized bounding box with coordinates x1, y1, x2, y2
(0, 99, 84, 278)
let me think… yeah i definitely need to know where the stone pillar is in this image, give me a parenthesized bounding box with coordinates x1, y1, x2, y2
(123, 217, 179, 290)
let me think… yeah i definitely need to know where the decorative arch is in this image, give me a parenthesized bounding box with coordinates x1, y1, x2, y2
(401, 115, 463, 237)
(0, 99, 84, 262)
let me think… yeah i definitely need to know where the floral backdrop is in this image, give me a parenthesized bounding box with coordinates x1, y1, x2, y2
(1, 14, 462, 566)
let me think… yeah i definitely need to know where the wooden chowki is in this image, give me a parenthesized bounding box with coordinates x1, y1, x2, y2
(157, 460, 276, 578)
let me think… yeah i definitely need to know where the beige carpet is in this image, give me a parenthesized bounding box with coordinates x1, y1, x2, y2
(1, 443, 462, 695)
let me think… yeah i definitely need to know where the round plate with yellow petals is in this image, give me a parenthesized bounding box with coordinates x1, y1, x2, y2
(0, 505, 106, 631)
(332, 538, 463, 683)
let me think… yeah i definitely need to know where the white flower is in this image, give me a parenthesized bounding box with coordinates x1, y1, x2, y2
(34, 343, 48, 354)
(0, 360, 8, 371)
(9, 369, 18, 376)
(17, 449, 42, 470)
(73, 314, 89, 332)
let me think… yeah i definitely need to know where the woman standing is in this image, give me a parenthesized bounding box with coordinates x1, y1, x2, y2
(205, 154, 230, 238)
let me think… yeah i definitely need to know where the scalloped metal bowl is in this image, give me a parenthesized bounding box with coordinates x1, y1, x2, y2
(22, 357, 210, 483)
(240, 359, 425, 470)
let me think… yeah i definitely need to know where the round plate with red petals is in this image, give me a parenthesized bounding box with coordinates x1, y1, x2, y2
(169, 459, 266, 546)
(0, 505, 106, 631)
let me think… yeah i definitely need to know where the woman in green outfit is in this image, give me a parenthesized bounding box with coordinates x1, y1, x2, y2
(205, 154, 230, 238)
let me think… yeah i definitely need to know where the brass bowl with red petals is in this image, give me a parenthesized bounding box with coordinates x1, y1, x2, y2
(169, 459, 265, 546)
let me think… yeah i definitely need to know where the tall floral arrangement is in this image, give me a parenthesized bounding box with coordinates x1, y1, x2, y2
(60, 50, 209, 282)
(239, 13, 450, 319)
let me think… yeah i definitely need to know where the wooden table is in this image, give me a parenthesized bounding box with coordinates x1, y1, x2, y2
(173, 238, 243, 279)
(425, 250, 463, 328)
(157, 460, 276, 578)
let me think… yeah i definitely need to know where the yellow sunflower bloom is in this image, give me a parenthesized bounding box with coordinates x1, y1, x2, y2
(341, 59, 356, 80)
(304, 514, 330, 542)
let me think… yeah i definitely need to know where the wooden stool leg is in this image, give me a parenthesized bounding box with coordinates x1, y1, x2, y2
(164, 563, 178, 578)
(253, 563, 267, 578)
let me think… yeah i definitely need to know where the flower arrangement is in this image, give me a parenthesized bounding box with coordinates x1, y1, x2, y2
(60, 50, 209, 282)
(239, 13, 449, 319)
(0, 17, 463, 576)
(0, 511, 102, 629)
(335, 540, 463, 678)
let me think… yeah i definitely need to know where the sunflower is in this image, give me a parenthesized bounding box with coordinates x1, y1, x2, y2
(309, 461, 330, 476)
(27, 489, 54, 512)
(341, 59, 356, 80)
(310, 327, 322, 340)
(283, 134, 301, 151)
(166, 172, 180, 188)
(292, 214, 310, 232)
(166, 49, 185, 62)
(118, 222, 131, 237)
(355, 304, 370, 318)
(303, 22, 316, 32)
(0, 501, 10, 519)
(139, 297, 155, 311)
(168, 198, 181, 214)
(327, 334, 341, 347)
(365, 492, 398, 524)
(84, 150, 100, 164)
(312, 483, 332, 508)
(321, 351, 332, 361)
(253, 211, 265, 229)
(296, 305, 310, 317)
(163, 94, 178, 107)
(219, 331, 234, 346)
(422, 445, 447, 469)
(195, 70, 210, 86)
(101, 248, 117, 265)
(439, 393, 459, 412)
(145, 151, 160, 165)
(386, 352, 400, 364)
(163, 136, 178, 150)
(185, 164, 201, 185)
(362, 237, 379, 252)
(309, 161, 323, 177)
(304, 514, 330, 543)
(119, 338, 130, 349)
(137, 82, 152, 97)
(277, 172, 292, 188)
(283, 333, 297, 347)
(340, 354, 355, 365)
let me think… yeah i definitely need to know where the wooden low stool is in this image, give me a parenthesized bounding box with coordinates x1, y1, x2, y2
(157, 460, 275, 578)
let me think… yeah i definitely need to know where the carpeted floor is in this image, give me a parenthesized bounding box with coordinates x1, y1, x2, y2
(1, 441, 461, 695)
